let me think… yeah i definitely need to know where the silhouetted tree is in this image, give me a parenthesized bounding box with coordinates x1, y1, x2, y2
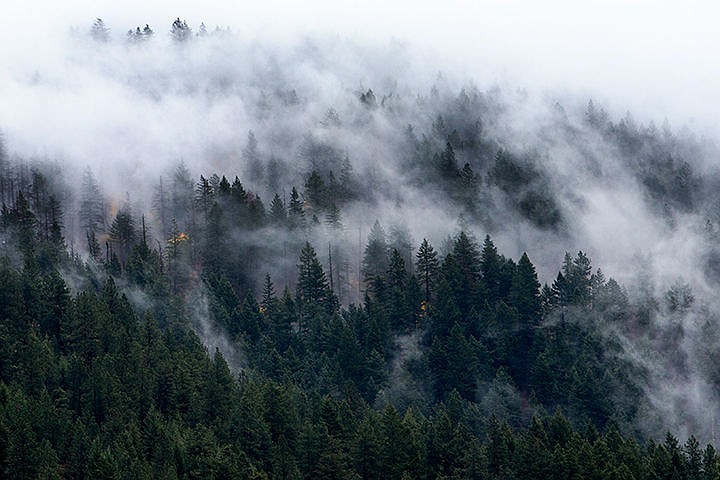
(416, 238, 439, 304)
(171, 18, 192, 42)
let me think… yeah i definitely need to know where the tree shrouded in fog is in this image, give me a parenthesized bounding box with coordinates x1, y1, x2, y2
(79, 167, 105, 259)
(288, 186, 305, 230)
(171, 17, 192, 42)
(109, 206, 136, 265)
(90, 18, 110, 42)
(269, 193, 286, 225)
(362, 220, 389, 297)
(243, 131, 263, 185)
(79, 167, 105, 234)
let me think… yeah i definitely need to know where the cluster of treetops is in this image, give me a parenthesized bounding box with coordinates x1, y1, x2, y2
(88, 17, 231, 44)
(0, 152, 715, 479)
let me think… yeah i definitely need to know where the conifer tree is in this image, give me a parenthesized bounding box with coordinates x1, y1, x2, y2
(195, 175, 214, 213)
(550, 271, 569, 309)
(153, 175, 170, 241)
(171, 18, 192, 42)
(562, 251, 593, 306)
(416, 238, 439, 303)
(386, 249, 412, 331)
(261, 273, 277, 314)
(90, 18, 110, 42)
(304, 170, 326, 210)
(270, 194, 287, 225)
(288, 187, 305, 230)
(243, 131, 263, 184)
(481, 235, 502, 305)
(436, 142, 458, 179)
(202, 203, 227, 277)
(297, 242, 333, 317)
(171, 161, 194, 230)
(109, 206, 136, 266)
(362, 221, 389, 297)
(339, 155, 356, 200)
(447, 231, 482, 315)
(509, 252, 541, 326)
(79, 167, 105, 247)
(217, 175, 231, 197)
(231, 176, 248, 203)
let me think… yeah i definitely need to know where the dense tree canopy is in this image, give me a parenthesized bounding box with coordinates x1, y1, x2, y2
(0, 160, 705, 478)
(1, 42, 718, 476)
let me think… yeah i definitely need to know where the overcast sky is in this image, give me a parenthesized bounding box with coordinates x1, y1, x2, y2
(1, 0, 719, 132)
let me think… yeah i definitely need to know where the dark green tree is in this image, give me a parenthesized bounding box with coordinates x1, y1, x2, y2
(195, 175, 214, 221)
(445, 232, 482, 316)
(297, 242, 333, 320)
(509, 252, 541, 326)
(436, 141, 458, 179)
(270, 194, 287, 225)
(288, 187, 305, 230)
(480, 235, 502, 305)
(202, 203, 228, 277)
(109, 206, 137, 266)
(416, 238, 439, 304)
(362, 221, 389, 298)
(562, 251, 593, 306)
(386, 249, 413, 331)
(304, 170, 326, 211)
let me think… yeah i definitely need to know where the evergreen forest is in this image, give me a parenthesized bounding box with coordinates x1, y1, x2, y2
(2, 16, 720, 480)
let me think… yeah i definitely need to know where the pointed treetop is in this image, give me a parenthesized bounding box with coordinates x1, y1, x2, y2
(91, 18, 110, 42)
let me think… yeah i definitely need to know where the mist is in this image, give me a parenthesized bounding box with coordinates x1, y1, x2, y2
(3, 1, 720, 443)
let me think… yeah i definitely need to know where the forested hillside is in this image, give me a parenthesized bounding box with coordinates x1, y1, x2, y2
(0, 147, 717, 479)
(2, 16, 720, 479)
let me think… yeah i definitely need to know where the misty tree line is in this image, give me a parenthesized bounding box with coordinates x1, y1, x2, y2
(76, 14, 717, 247)
(76, 158, 361, 304)
(3, 139, 720, 478)
(89, 17, 227, 44)
(69, 16, 717, 247)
